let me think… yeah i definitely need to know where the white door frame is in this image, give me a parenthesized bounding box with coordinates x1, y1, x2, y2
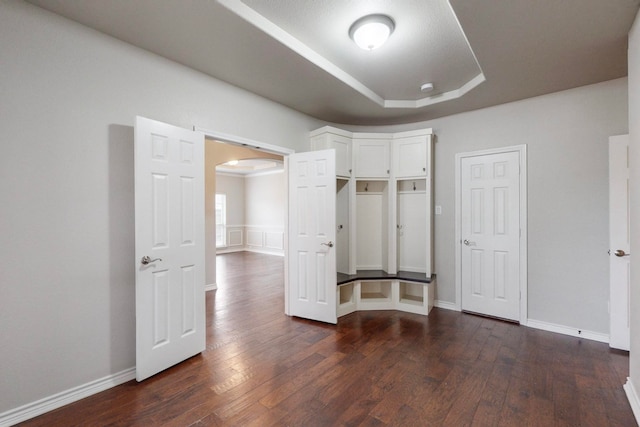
(194, 126, 295, 315)
(454, 145, 528, 324)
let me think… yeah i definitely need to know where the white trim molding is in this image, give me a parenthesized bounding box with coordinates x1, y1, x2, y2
(526, 319, 609, 343)
(0, 368, 135, 427)
(454, 144, 528, 324)
(194, 126, 294, 156)
(216, 225, 285, 256)
(624, 378, 640, 424)
(434, 300, 458, 311)
(227, 227, 244, 247)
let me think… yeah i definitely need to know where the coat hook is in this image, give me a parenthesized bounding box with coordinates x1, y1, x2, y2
(413, 182, 416, 191)
(365, 183, 369, 192)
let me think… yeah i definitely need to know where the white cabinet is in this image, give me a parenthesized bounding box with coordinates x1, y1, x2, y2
(310, 126, 352, 178)
(354, 138, 390, 178)
(396, 179, 428, 274)
(337, 279, 435, 317)
(393, 133, 431, 178)
(355, 180, 390, 272)
(336, 178, 351, 275)
(310, 126, 434, 317)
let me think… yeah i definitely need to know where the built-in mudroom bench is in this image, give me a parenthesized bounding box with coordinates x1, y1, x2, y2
(310, 125, 436, 319)
(336, 271, 436, 317)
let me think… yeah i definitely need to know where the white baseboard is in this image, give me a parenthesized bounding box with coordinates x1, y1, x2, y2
(624, 377, 640, 425)
(526, 319, 609, 343)
(205, 283, 218, 291)
(245, 248, 285, 257)
(434, 300, 458, 311)
(0, 367, 135, 427)
(216, 247, 245, 255)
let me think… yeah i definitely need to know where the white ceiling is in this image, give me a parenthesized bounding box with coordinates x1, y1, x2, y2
(26, 0, 640, 125)
(217, 158, 283, 175)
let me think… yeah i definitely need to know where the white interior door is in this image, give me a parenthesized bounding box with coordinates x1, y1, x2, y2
(609, 134, 630, 350)
(460, 151, 521, 321)
(288, 149, 337, 324)
(135, 116, 205, 381)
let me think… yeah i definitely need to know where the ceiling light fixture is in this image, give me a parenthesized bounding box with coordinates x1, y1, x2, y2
(421, 83, 434, 92)
(226, 160, 239, 166)
(349, 14, 395, 51)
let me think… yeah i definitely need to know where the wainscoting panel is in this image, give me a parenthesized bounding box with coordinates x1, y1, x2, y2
(227, 227, 243, 247)
(247, 229, 264, 247)
(265, 231, 284, 250)
(217, 226, 284, 256)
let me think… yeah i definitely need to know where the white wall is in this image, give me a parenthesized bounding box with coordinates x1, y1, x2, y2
(245, 171, 286, 228)
(342, 78, 629, 335)
(245, 171, 286, 254)
(216, 173, 245, 226)
(627, 8, 640, 419)
(0, 0, 321, 416)
(215, 171, 285, 255)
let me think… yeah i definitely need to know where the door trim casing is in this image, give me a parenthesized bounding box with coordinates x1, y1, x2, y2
(454, 144, 528, 325)
(194, 126, 295, 315)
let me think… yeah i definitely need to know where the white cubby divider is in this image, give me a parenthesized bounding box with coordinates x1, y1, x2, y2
(336, 278, 435, 317)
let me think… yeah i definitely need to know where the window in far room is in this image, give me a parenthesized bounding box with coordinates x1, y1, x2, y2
(215, 193, 226, 247)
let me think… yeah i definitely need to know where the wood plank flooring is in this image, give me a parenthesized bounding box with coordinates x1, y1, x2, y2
(19, 251, 635, 426)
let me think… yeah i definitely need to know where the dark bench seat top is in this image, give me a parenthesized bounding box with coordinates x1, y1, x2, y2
(337, 270, 435, 286)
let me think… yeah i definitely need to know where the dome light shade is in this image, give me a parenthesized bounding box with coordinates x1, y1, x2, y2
(349, 14, 395, 51)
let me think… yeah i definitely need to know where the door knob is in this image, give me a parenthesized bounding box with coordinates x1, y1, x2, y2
(321, 241, 334, 248)
(141, 255, 162, 265)
(463, 239, 476, 246)
(614, 249, 630, 257)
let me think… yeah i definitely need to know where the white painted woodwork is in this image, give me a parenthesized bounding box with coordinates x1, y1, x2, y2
(460, 151, 520, 321)
(397, 180, 427, 273)
(134, 116, 205, 382)
(337, 279, 435, 317)
(609, 134, 630, 350)
(393, 135, 430, 178)
(336, 179, 350, 274)
(228, 228, 243, 246)
(355, 181, 390, 271)
(354, 138, 390, 178)
(310, 127, 352, 178)
(309, 127, 434, 282)
(287, 149, 337, 324)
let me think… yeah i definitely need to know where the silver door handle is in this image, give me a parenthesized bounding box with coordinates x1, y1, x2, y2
(463, 239, 476, 246)
(614, 249, 630, 257)
(321, 241, 334, 248)
(141, 256, 162, 265)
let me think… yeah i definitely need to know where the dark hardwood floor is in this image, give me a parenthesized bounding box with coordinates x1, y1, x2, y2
(19, 251, 635, 426)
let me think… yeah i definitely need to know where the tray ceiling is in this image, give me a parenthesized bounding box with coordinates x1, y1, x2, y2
(25, 0, 640, 125)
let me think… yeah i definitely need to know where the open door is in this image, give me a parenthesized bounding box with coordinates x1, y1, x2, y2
(288, 149, 337, 324)
(134, 116, 205, 381)
(609, 134, 630, 350)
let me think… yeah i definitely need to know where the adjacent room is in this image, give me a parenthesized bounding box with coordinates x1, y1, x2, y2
(2, 0, 640, 425)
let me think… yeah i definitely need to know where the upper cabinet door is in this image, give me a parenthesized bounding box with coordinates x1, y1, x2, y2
(394, 135, 429, 178)
(311, 131, 352, 178)
(354, 138, 390, 178)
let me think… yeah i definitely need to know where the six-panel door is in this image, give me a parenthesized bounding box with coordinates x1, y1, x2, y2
(135, 116, 205, 381)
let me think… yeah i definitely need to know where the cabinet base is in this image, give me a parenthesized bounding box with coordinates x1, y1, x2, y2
(337, 277, 435, 318)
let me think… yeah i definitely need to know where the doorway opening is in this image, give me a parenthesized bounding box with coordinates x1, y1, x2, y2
(200, 130, 293, 318)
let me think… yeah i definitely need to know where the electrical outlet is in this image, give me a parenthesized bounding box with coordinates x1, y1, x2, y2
(435, 205, 442, 215)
